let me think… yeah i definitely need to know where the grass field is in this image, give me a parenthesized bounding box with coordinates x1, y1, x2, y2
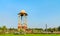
(0, 34, 60, 36)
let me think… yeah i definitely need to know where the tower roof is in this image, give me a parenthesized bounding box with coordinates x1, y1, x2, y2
(18, 10, 28, 16)
(20, 10, 26, 13)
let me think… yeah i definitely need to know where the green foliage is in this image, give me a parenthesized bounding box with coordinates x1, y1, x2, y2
(2, 26, 7, 30)
(58, 26, 60, 31)
(47, 28, 52, 31)
(0, 27, 2, 30)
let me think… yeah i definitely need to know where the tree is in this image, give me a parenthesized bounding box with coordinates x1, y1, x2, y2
(2, 26, 7, 33)
(0, 27, 2, 30)
(47, 28, 52, 31)
(58, 26, 60, 31)
(52, 28, 58, 31)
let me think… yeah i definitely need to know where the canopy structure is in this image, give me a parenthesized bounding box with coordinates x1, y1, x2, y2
(18, 10, 28, 16)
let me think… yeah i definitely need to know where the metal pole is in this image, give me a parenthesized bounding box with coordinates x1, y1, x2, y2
(46, 24, 47, 32)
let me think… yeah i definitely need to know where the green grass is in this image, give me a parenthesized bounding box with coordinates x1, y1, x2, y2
(0, 34, 60, 36)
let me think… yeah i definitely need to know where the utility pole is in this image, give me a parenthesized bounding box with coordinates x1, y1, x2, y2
(46, 24, 47, 32)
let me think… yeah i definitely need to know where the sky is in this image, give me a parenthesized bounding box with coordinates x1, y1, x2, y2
(0, 0, 60, 28)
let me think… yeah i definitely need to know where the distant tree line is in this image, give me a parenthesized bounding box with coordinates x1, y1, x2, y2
(0, 26, 60, 34)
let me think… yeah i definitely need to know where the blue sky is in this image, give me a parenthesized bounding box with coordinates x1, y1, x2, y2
(0, 0, 60, 28)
